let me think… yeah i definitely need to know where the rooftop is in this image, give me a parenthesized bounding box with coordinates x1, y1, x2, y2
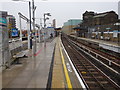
(93, 13, 107, 18)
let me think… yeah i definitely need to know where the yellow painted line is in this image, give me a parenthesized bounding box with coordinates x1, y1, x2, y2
(59, 40, 73, 89)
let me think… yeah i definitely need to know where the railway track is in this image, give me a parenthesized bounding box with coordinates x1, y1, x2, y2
(67, 35, 120, 85)
(68, 35, 120, 79)
(68, 35, 120, 66)
(61, 34, 120, 90)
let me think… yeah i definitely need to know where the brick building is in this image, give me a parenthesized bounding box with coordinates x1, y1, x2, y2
(77, 11, 120, 42)
(82, 11, 118, 27)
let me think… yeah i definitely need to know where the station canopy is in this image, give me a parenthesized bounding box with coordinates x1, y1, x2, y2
(73, 27, 85, 30)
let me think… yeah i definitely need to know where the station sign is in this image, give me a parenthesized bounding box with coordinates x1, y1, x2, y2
(106, 28, 111, 30)
(113, 30, 118, 37)
(47, 27, 54, 28)
(12, 28, 18, 37)
(0, 18, 7, 24)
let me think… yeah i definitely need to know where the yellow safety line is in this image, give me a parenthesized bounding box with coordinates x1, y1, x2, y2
(59, 40, 73, 89)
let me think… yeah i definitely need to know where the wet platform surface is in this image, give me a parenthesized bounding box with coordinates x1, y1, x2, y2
(2, 37, 82, 89)
(3, 38, 56, 88)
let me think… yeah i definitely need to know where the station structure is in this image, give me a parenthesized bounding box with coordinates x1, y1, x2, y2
(1, 9, 120, 89)
(1, 31, 120, 89)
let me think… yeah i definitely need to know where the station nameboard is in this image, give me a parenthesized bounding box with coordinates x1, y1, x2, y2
(12, 28, 18, 37)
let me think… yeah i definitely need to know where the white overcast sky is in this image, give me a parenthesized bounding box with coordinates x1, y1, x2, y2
(1, 0, 120, 29)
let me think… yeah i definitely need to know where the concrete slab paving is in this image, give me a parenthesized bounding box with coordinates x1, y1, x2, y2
(2, 38, 56, 88)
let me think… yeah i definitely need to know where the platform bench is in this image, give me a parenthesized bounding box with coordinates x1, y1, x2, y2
(13, 50, 28, 64)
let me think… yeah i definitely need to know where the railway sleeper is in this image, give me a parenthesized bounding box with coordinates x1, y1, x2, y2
(89, 87, 115, 90)
(86, 81, 115, 89)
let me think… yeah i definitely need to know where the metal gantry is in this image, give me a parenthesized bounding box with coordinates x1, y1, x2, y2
(13, 0, 33, 49)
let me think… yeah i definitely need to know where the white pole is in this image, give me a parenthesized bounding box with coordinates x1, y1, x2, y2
(27, 22, 30, 49)
(40, 19, 43, 42)
(6, 16, 10, 68)
(32, 0, 36, 55)
(38, 28, 41, 43)
(19, 16, 22, 46)
(44, 14, 46, 47)
(38, 18, 42, 43)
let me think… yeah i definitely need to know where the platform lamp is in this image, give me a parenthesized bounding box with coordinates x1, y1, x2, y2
(43, 13, 51, 47)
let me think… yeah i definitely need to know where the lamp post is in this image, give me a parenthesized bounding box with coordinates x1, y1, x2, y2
(35, 18, 44, 43)
(12, 0, 32, 49)
(43, 13, 51, 47)
(32, 0, 37, 55)
(19, 14, 22, 46)
(29, 1, 32, 49)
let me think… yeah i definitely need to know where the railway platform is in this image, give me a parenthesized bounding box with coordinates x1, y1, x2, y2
(70, 35, 120, 54)
(2, 36, 83, 89)
(51, 36, 82, 89)
(2, 38, 56, 88)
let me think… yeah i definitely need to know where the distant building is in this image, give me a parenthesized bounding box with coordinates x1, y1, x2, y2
(0, 11, 8, 27)
(93, 11, 118, 25)
(7, 15, 16, 30)
(52, 19, 56, 28)
(83, 11, 95, 27)
(0, 12, 17, 30)
(82, 11, 118, 27)
(0, 11, 7, 18)
(78, 11, 120, 42)
(62, 19, 82, 34)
